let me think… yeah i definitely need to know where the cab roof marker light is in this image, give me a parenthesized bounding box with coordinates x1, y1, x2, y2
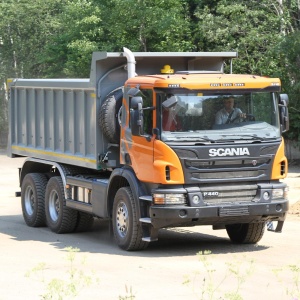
(161, 65, 174, 74)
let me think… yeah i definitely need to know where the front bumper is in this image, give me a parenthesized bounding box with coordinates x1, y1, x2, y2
(149, 199, 288, 229)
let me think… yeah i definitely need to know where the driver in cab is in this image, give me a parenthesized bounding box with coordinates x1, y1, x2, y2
(215, 97, 246, 125)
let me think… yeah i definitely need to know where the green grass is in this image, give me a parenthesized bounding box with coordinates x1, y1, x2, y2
(25, 247, 98, 300)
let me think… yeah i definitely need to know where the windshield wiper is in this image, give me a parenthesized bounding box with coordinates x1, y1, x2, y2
(220, 134, 278, 141)
(171, 136, 215, 142)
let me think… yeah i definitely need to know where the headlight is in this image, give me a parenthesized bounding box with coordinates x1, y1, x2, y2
(153, 193, 186, 205)
(272, 188, 288, 200)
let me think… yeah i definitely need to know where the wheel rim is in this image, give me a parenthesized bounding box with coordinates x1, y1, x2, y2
(48, 190, 60, 222)
(24, 186, 35, 216)
(116, 201, 129, 238)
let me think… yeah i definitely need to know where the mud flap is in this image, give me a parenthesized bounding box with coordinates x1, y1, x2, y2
(266, 220, 284, 233)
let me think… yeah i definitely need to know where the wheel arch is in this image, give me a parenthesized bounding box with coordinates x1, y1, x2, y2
(107, 166, 146, 218)
(20, 158, 68, 196)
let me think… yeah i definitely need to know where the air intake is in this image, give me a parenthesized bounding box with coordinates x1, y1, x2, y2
(280, 161, 286, 176)
(165, 166, 170, 181)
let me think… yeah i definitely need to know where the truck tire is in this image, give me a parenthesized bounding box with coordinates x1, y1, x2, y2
(112, 187, 148, 251)
(99, 88, 123, 144)
(45, 176, 78, 234)
(75, 212, 94, 232)
(21, 173, 48, 227)
(226, 222, 265, 244)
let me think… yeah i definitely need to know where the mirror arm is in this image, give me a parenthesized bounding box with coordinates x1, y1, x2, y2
(142, 106, 156, 111)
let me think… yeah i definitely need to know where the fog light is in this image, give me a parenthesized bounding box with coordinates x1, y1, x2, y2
(179, 209, 187, 217)
(263, 191, 270, 201)
(276, 204, 282, 212)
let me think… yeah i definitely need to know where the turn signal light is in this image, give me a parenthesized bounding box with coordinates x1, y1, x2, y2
(153, 193, 186, 205)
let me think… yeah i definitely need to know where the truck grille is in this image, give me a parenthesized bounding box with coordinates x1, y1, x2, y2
(172, 143, 278, 184)
(186, 157, 270, 168)
(184, 157, 270, 183)
(192, 170, 264, 180)
(219, 206, 250, 216)
(201, 183, 257, 205)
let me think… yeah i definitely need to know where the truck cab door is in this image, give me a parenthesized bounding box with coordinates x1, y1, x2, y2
(120, 90, 155, 182)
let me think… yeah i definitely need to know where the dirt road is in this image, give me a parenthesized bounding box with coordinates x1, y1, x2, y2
(0, 150, 299, 300)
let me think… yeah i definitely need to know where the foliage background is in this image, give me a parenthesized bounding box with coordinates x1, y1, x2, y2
(1, 0, 300, 145)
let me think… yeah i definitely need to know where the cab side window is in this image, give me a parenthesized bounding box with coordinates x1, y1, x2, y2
(140, 89, 153, 135)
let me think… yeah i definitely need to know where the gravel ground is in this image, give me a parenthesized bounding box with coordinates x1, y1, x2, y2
(0, 149, 299, 300)
(285, 160, 300, 215)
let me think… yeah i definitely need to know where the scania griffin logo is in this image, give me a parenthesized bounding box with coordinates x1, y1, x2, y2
(209, 147, 250, 157)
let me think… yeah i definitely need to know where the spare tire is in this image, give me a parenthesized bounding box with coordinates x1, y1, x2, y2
(99, 88, 123, 144)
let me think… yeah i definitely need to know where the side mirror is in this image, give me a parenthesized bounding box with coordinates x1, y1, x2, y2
(130, 96, 143, 110)
(127, 86, 140, 97)
(279, 94, 289, 132)
(130, 96, 143, 135)
(279, 94, 289, 106)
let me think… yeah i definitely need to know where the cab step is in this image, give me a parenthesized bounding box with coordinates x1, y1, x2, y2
(139, 195, 152, 202)
(142, 236, 158, 242)
(139, 217, 151, 224)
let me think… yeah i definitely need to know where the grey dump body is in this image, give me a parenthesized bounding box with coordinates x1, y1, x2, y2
(7, 49, 237, 170)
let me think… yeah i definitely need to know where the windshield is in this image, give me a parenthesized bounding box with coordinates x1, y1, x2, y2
(159, 92, 281, 143)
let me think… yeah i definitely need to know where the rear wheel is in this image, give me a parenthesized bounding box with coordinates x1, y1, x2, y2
(45, 176, 78, 233)
(21, 173, 48, 227)
(226, 222, 265, 244)
(75, 212, 94, 232)
(112, 187, 148, 251)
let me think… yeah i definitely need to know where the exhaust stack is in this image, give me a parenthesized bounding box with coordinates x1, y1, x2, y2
(123, 47, 136, 79)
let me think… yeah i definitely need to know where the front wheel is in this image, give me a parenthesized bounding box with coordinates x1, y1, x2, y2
(226, 222, 265, 244)
(112, 187, 148, 251)
(45, 176, 78, 234)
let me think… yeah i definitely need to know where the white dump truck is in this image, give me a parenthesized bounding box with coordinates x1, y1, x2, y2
(7, 48, 289, 250)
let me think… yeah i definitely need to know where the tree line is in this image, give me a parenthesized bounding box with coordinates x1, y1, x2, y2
(0, 0, 300, 144)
